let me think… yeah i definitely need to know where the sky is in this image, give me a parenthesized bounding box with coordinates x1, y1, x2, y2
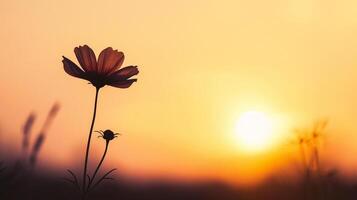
(1, 0, 357, 185)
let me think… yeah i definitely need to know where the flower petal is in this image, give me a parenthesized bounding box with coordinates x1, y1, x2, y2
(107, 66, 139, 83)
(74, 45, 97, 72)
(97, 47, 124, 75)
(107, 79, 137, 88)
(62, 56, 86, 79)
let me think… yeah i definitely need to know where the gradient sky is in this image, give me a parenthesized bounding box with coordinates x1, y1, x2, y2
(1, 0, 357, 185)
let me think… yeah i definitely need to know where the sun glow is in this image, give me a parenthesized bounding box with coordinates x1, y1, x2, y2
(235, 111, 276, 153)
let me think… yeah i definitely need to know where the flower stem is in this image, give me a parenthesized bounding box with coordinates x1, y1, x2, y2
(87, 140, 109, 191)
(82, 87, 100, 198)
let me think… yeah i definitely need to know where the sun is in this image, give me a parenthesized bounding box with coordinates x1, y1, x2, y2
(235, 111, 275, 153)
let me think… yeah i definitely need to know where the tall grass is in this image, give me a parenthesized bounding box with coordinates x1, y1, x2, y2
(22, 112, 36, 159)
(0, 103, 60, 199)
(292, 120, 329, 200)
(29, 103, 60, 167)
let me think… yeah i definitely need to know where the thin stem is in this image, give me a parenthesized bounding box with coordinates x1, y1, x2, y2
(299, 142, 307, 174)
(82, 87, 100, 198)
(87, 140, 109, 191)
(299, 142, 308, 200)
(313, 144, 320, 174)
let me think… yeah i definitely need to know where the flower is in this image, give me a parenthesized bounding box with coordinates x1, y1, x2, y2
(96, 130, 120, 142)
(62, 45, 139, 89)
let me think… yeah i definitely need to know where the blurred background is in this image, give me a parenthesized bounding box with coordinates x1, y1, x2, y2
(1, 0, 357, 199)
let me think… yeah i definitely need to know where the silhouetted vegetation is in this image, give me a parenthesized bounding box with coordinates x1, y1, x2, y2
(1, 164, 357, 200)
(2, 117, 357, 200)
(289, 120, 350, 200)
(63, 45, 139, 199)
(0, 103, 60, 199)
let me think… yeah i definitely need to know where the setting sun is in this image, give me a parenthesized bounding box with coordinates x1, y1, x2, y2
(235, 111, 275, 153)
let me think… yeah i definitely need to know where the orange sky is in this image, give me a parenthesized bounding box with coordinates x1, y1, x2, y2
(1, 0, 357, 185)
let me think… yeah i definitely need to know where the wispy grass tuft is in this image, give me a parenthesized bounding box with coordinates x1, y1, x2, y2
(291, 120, 329, 200)
(29, 102, 61, 168)
(22, 112, 36, 157)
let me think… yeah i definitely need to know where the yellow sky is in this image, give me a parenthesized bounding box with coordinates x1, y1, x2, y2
(1, 0, 357, 185)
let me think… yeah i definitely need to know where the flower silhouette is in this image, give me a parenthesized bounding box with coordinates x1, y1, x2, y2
(62, 45, 139, 199)
(62, 45, 139, 89)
